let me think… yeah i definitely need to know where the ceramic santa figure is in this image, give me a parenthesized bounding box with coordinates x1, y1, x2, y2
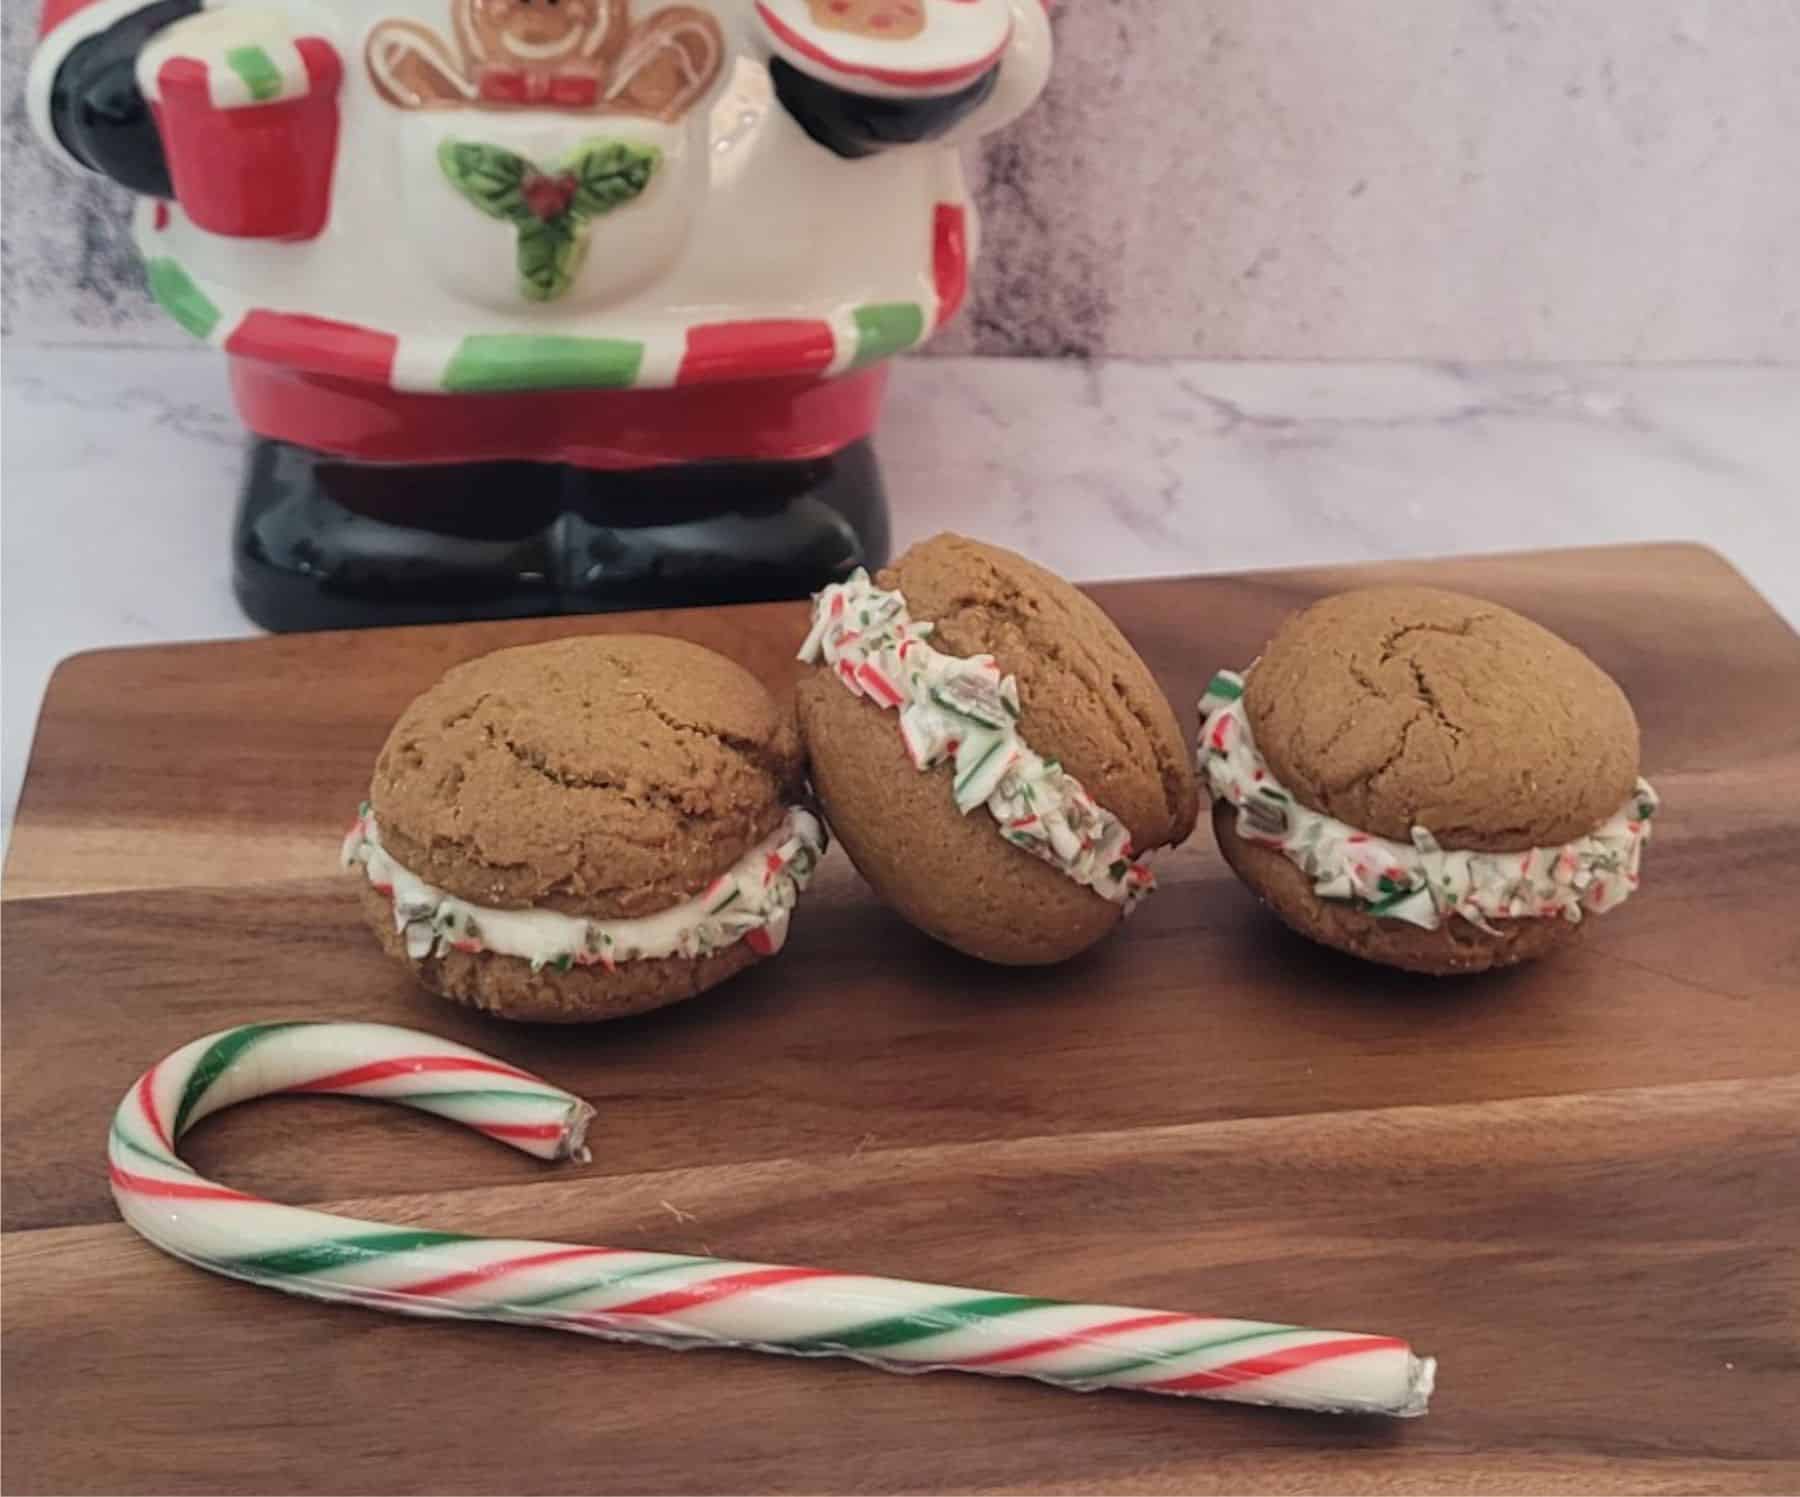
(29, 0, 1051, 628)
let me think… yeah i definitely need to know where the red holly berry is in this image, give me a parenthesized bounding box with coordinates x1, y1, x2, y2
(522, 172, 579, 222)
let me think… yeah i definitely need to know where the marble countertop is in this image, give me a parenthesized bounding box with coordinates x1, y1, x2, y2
(4, 350, 1797, 845)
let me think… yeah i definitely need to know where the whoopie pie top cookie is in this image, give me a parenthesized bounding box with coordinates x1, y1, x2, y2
(344, 635, 824, 1020)
(1197, 586, 1659, 973)
(797, 534, 1199, 965)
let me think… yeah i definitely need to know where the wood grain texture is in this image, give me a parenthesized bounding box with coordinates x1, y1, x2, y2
(4, 543, 1798, 1494)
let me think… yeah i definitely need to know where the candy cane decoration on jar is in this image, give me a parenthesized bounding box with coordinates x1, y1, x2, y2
(110, 1022, 1436, 1417)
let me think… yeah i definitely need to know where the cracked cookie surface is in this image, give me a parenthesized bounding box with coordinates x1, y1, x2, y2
(1244, 587, 1639, 851)
(370, 635, 804, 920)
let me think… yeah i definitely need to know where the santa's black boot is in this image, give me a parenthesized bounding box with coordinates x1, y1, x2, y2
(233, 439, 567, 631)
(233, 437, 890, 630)
(557, 440, 890, 613)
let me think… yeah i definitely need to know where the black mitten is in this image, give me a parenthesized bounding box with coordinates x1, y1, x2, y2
(770, 56, 998, 160)
(47, 0, 200, 196)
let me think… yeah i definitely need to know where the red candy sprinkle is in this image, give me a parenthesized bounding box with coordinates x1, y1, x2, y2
(855, 662, 903, 707)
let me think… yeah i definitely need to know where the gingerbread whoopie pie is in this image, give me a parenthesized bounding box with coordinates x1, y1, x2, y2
(344, 635, 824, 1021)
(1198, 586, 1659, 976)
(796, 534, 1199, 965)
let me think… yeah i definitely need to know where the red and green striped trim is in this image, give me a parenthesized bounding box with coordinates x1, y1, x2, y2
(442, 335, 644, 393)
(139, 201, 955, 391)
(223, 43, 283, 101)
(144, 258, 219, 341)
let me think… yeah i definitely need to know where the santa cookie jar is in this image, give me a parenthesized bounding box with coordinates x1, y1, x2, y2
(29, 0, 1051, 629)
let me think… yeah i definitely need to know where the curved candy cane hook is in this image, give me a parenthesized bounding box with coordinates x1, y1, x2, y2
(111, 1022, 1434, 1416)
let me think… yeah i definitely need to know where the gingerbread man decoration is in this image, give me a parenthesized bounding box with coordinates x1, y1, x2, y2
(366, 0, 723, 119)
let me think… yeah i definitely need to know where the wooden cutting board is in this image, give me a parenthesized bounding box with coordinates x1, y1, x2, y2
(4, 543, 1797, 1496)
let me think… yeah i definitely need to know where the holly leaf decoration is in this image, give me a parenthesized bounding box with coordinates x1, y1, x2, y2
(516, 216, 587, 303)
(437, 137, 660, 302)
(437, 140, 533, 223)
(567, 139, 660, 218)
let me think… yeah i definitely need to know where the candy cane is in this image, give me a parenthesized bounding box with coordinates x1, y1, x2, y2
(110, 1023, 1436, 1417)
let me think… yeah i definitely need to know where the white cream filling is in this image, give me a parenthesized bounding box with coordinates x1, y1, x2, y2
(1198, 670, 1657, 932)
(343, 805, 825, 971)
(799, 569, 1156, 909)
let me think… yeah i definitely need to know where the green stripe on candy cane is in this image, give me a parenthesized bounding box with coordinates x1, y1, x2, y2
(503, 1256, 715, 1309)
(220, 1230, 475, 1278)
(110, 1120, 196, 1174)
(1058, 1322, 1307, 1381)
(172, 1021, 316, 1137)
(785, 1295, 1059, 1353)
(108, 1022, 1435, 1417)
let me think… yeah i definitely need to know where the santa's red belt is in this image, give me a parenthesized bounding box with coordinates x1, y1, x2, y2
(229, 361, 890, 469)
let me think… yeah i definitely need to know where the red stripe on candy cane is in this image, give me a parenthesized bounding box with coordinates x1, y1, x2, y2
(598, 1265, 837, 1318)
(394, 1246, 623, 1299)
(108, 1162, 258, 1203)
(286, 1056, 539, 1093)
(951, 1312, 1200, 1368)
(1141, 1335, 1409, 1394)
(137, 1064, 174, 1153)
(468, 1122, 568, 1143)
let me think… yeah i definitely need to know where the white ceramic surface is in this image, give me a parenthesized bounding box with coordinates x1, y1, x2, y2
(25, 0, 1050, 394)
(4, 348, 1796, 848)
(9, 0, 1799, 359)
